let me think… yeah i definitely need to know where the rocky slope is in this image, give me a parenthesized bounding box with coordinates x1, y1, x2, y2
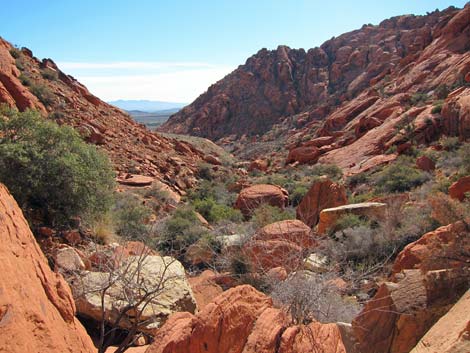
(160, 5, 470, 173)
(0, 37, 211, 193)
(0, 183, 95, 353)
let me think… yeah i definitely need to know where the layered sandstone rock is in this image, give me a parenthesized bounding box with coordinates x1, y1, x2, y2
(317, 202, 387, 234)
(410, 290, 470, 353)
(72, 255, 197, 334)
(352, 268, 470, 353)
(255, 219, 315, 249)
(392, 221, 470, 276)
(0, 183, 95, 353)
(188, 270, 224, 310)
(146, 285, 347, 353)
(235, 184, 289, 217)
(296, 178, 348, 227)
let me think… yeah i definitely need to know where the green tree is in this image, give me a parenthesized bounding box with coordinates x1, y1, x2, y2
(0, 107, 115, 226)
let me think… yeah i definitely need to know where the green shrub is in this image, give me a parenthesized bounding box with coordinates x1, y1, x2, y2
(252, 204, 295, 228)
(112, 193, 151, 239)
(0, 108, 115, 226)
(330, 214, 369, 235)
(458, 143, 470, 175)
(375, 158, 429, 193)
(290, 185, 309, 207)
(192, 197, 242, 224)
(434, 84, 449, 99)
(440, 136, 461, 151)
(158, 207, 209, 254)
(410, 92, 428, 106)
(197, 162, 214, 180)
(41, 68, 58, 81)
(9, 48, 21, 59)
(431, 103, 442, 114)
(30, 83, 55, 106)
(19, 73, 32, 86)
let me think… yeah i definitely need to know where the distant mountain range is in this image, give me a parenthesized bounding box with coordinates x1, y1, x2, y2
(108, 100, 187, 112)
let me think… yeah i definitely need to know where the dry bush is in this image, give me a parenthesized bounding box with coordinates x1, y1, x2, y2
(271, 272, 360, 324)
(429, 192, 470, 225)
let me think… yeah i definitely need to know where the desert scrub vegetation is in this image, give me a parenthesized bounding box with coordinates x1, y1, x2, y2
(112, 192, 151, 239)
(0, 107, 115, 226)
(41, 68, 59, 81)
(30, 83, 55, 106)
(155, 206, 211, 256)
(374, 156, 429, 193)
(271, 272, 360, 324)
(252, 204, 295, 228)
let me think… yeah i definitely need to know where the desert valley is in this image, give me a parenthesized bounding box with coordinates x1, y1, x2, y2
(0, 3, 469, 353)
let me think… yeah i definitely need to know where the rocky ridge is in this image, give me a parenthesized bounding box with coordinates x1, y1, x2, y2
(161, 5, 470, 174)
(0, 37, 212, 193)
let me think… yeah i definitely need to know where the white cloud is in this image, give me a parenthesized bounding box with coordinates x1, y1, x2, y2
(56, 61, 236, 102)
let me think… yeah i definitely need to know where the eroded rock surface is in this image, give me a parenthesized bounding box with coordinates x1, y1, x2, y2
(0, 183, 95, 353)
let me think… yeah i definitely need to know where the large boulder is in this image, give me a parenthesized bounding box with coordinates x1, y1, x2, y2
(72, 255, 197, 335)
(255, 219, 316, 249)
(286, 145, 321, 164)
(146, 285, 347, 353)
(392, 221, 470, 276)
(296, 178, 348, 227)
(188, 270, 224, 310)
(449, 175, 470, 201)
(235, 184, 289, 217)
(352, 268, 470, 353)
(410, 290, 470, 353)
(317, 202, 387, 234)
(243, 239, 303, 273)
(0, 183, 95, 353)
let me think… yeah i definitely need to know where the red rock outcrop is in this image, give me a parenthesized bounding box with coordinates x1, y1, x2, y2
(235, 184, 289, 217)
(416, 155, 435, 171)
(392, 221, 470, 276)
(410, 290, 470, 353)
(146, 285, 347, 353)
(0, 183, 95, 353)
(296, 178, 348, 227)
(243, 239, 303, 273)
(161, 6, 469, 143)
(286, 145, 320, 164)
(449, 175, 470, 201)
(352, 268, 469, 353)
(255, 219, 316, 249)
(160, 6, 470, 174)
(188, 270, 224, 310)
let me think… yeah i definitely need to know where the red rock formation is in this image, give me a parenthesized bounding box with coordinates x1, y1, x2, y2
(392, 221, 470, 276)
(286, 145, 320, 164)
(188, 270, 224, 310)
(449, 175, 470, 201)
(410, 290, 470, 353)
(296, 178, 347, 227)
(160, 6, 470, 174)
(255, 219, 316, 249)
(352, 268, 470, 353)
(146, 285, 347, 353)
(235, 184, 289, 217)
(161, 6, 469, 142)
(243, 239, 303, 273)
(416, 155, 436, 171)
(0, 183, 95, 353)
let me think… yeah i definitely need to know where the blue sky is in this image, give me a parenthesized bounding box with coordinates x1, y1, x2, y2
(2, 0, 467, 102)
